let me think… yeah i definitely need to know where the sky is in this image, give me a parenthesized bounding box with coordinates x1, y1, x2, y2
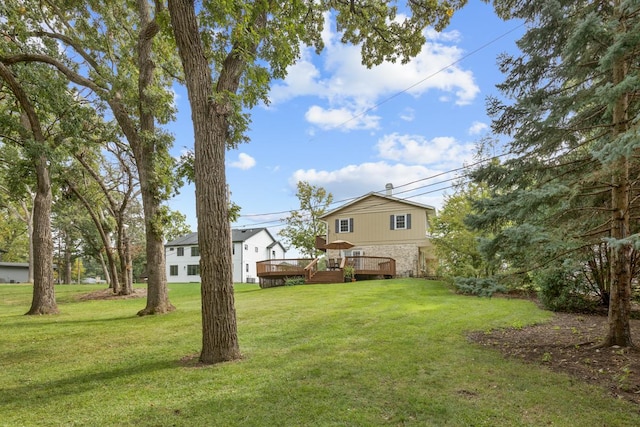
(167, 2, 524, 249)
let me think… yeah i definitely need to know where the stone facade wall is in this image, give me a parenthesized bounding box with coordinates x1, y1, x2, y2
(356, 244, 420, 277)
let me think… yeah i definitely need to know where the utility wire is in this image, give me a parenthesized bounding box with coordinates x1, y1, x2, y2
(234, 21, 526, 227)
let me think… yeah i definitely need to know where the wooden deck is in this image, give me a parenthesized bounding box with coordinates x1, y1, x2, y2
(256, 256, 395, 287)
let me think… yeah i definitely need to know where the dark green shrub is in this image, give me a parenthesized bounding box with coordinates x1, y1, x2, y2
(535, 267, 597, 313)
(453, 277, 507, 297)
(284, 276, 305, 286)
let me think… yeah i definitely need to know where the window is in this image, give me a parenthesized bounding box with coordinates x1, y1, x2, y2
(169, 248, 174, 251)
(336, 218, 353, 233)
(244, 244, 248, 250)
(187, 264, 200, 276)
(169, 265, 178, 276)
(177, 247, 184, 256)
(272, 250, 276, 258)
(255, 247, 258, 253)
(390, 214, 411, 230)
(191, 246, 200, 257)
(245, 263, 249, 272)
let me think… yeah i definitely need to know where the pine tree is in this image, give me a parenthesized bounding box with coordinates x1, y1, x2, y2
(472, 0, 640, 346)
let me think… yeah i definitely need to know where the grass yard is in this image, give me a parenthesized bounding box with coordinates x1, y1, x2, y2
(1, 279, 639, 426)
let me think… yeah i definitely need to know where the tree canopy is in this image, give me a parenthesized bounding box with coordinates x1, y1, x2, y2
(279, 181, 333, 258)
(167, 0, 470, 364)
(469, 0, 640, 346)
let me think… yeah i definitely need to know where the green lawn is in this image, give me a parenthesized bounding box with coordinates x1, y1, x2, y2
(1, 279, 639, 426)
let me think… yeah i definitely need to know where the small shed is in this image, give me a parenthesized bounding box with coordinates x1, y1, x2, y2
(0, 262, 29, 284)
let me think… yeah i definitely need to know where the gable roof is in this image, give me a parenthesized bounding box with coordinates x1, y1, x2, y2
(319, 192, 436, 219)
(165, 228, 280, 247)
(165, 232, 198, 247)
(232, 228, 270, 242)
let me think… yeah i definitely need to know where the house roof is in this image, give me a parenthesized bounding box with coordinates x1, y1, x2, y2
(165, 232, 198, 247)
(0, 262, 29, 268)
(232, 228, 269, 242)
(165, 228, 281, 246)
(319, 192, 436, 219)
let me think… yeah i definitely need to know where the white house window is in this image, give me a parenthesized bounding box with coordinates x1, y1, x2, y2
(187, 264, 200, 276)
(336, 218, 353, 233)
(191, 246, 200, 257)
(245, 263, 249, 272)
(169, 265, 178, 276)
(244, 244, 248, 250)
(177, 247, 184, 256)
(390, 214, 411, 230)
(272, 250, 276, 258)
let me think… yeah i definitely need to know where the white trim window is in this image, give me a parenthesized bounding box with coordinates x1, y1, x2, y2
(390, 214, 411, 230)
(335, 218, 354, 233)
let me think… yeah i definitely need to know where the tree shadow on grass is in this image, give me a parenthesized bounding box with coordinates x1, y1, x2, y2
(0, 359, 176, 409)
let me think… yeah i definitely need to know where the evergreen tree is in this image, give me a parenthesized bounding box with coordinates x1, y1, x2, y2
(472, 0, 640, 346)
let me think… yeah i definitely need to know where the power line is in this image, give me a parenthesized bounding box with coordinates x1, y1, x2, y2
(234, 21, 526, 226)
(233, 152, 504, 228)
(335, 22, 526, 130)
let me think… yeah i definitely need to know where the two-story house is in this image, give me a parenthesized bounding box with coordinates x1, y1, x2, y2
(165, 228, 286, 283)
(319, 184, 437, 278)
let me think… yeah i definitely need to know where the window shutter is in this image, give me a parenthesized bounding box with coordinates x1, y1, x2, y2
(407, 213, 412, 229)
(349, 218, 354, 232)
(390, 215, 395, 230)
(335, 219, 339, 233)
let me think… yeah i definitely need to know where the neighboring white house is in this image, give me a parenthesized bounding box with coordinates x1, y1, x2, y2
(165, 228, 286, 283)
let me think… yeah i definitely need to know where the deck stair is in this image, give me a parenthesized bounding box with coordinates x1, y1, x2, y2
(306, 270, 343, 284)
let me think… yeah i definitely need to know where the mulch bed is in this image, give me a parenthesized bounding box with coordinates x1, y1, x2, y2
(468, 310, 640, 405)
(77, 287, 147, 301)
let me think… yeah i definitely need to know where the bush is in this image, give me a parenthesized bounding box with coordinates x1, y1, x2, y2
(453, 277, 507, 297)
(284, 276, 306, 286)
(534, 267, 597, 313)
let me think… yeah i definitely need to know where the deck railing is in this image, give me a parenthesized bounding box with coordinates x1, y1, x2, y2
(345, 256, 396, 277)
(256, 256, 396, 285)
(256, 258, 314, 277)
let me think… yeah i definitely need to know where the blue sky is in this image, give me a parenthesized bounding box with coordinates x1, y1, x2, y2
(167, 2, 523, 245)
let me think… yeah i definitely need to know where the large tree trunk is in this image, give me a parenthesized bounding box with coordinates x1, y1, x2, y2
(136, 191, 173, 314)
(168, 0, 240, 364)
(23, 200, 34, 283)
(117, 223, 133, 296)
(0, 62, 58, 315)
(26, 156, 58, 315)
(602, 16, 633, 347)
(135, 0, 174, 315)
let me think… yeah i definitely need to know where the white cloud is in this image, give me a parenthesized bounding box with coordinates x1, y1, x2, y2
(375, 133, 475, 166)
(290, 161, 456, 210)
(399, 108, 415, 122)
(305, 105, 380, 131)
(230, 153, 256, 170)
(468, 121, 489, 135)
(268, 16, 479, 130)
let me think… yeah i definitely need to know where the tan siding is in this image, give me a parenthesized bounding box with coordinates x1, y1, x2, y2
(325, 196, 434, 246)
(321, 194, 437, 277)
